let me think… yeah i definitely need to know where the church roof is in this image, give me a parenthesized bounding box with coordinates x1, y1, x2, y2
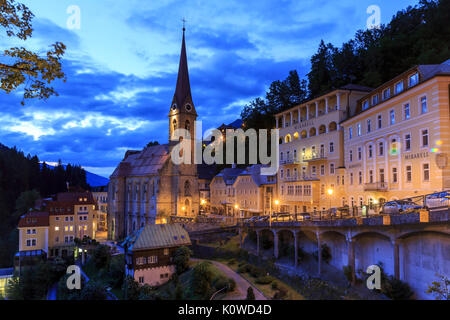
(173, 29, 195, 113)
(110, 144, 171, 178)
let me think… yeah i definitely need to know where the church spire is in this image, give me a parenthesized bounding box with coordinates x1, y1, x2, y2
(172, 23, 194, 113)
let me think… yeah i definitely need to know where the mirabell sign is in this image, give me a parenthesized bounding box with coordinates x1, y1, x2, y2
(404, 152, 429, 160)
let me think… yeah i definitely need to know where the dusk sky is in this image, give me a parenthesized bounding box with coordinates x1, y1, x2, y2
(0, 0, 418, 178)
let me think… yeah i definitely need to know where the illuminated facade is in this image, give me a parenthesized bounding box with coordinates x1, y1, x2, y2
(274, 85, 372, 213)
(341, 60, 450, 207)
(108, 28, 200, 239)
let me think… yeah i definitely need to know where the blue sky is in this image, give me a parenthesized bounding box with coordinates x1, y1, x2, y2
(0, 0, 418, 177)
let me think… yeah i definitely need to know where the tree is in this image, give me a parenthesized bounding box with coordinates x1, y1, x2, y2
(122, 276, 140, 300)
(426, 274, 449, 300)
(173, 246, 192, 274)
(0, 0, 66, 104)
(246, 287, 255, 300)
(79, 281, 107, 300)
(146, 141, 160, 148)
(12, 189, 40, 222)
(91, 244, 111, 269)
(191, 262, 213, 297)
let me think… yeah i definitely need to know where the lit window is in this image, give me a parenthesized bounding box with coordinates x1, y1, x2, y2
(55, 226, 59, 231)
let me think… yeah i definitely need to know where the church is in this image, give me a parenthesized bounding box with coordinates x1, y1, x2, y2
(108, 27, 200, 240)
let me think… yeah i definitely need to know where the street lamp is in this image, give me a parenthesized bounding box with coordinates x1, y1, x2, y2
(327, 189, 334, 216)
(271, 199, 280, 228)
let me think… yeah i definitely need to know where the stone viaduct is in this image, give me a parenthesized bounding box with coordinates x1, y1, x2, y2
(239, 210, 450, 299)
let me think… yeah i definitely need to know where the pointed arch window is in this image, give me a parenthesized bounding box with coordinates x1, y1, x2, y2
(173, 119, 177, 133)
(185, 120, 190, 136)
(184, 180, 191, 196)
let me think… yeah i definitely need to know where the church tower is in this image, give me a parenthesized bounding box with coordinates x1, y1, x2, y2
(168, 25, 199, 218)
(169, 25, 197, 149)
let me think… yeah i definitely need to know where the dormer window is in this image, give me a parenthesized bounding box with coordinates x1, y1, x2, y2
(362, 100, 369, 110)
(383, 88, 391, 100)
(395, 81, 404, 94)
(372, 94, 379, 105)
(409, 73, 419, 87)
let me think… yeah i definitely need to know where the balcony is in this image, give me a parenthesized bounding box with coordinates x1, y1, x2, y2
(283, 175, 319, 182)
(280, 158, 302, 165)
(303, 153, 327, 162)
(364, 182, 388, 192)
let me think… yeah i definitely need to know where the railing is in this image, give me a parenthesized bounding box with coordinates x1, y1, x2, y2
(303, 153, 327, 162)
(364, 182, 388, 191)
(283, 175, 319, 182)
(240, 190, 450, 226)
(280, 158, 302, 165)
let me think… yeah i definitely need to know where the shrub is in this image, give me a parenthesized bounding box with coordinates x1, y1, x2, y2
(256, 275, 275, 285)
(272, 285, 288, 300)
(173, 246, 192, 274)
(271, 281, 278, 290)
(91, 245, 112, 269)
(426, 274, 449, 300)
(191, 262, 214, 297)
(248, 265, 265, 278)
(237, 264, 250, 274)
(382, 276, 414, 300)
(343, 265, 353, 283)
(227, 259, 237, 266)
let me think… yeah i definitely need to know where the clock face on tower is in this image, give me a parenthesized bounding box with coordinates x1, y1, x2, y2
(185, 104, 192, 112)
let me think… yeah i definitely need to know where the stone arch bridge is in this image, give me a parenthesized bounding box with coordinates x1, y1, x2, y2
(239, 210, 450, 299)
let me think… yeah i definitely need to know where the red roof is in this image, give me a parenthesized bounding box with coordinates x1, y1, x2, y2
(18, 211, 49, 228)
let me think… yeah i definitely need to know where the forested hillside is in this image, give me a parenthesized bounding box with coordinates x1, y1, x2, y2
(241, 0, 450, 129)
(0, 145, 89, 267)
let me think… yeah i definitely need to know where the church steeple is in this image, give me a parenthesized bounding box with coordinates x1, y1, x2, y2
(169, 24, 197, 143)
(170, 25, 196, 116)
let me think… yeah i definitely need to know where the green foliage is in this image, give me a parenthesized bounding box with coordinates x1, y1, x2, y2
(377, 263, 413, 300)
(91, 245, 111, 269)
(0, 0, 66, 104)
(146, 141, 160, 148)
(426, 274, 449, 300)
(0, 145, 88, 268)
(246, 286, 255, 300)
(272, 284, 288, 300)
(191, 262, 214, 298)
(248, 265, 265, 278)
(173, 246, 192, 274)
(255, 275, 275, 285)
(122, 276, 141, 300)
(227, 258, 237, 266)
(343, 265, 353, 283)
(79, 280, 106, 300)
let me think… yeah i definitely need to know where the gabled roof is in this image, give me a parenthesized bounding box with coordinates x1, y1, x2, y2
(124, 224, 191, 251)
(214, 167, 245, 185)
(18, 211, 49, 228)
(110, 144, 171, 178)
(237, 164, 277, 187)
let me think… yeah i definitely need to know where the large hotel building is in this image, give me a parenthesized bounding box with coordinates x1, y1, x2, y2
(275, 60, 450, 213)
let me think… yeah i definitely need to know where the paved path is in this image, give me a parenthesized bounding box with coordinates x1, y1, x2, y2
(192, 258, 267, 300)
